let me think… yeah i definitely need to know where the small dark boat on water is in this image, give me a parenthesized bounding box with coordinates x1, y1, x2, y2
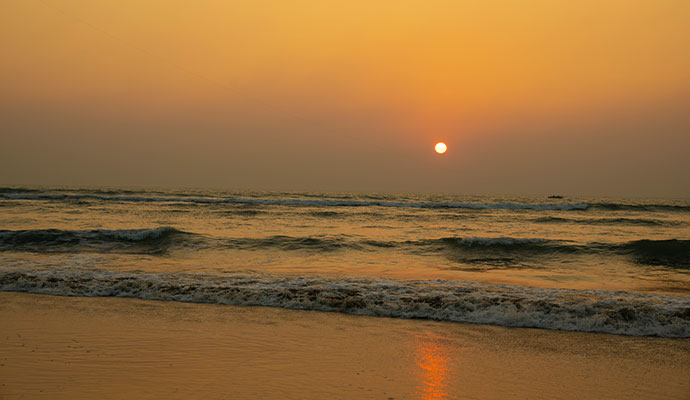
(548, 195, 564, 199)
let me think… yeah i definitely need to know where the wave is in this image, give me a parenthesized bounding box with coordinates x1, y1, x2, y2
(1, 270, 688, 337)
(621, 239, 690, 269)
(592, 202, 690, 212)
(226, 235, 354, 252)
(420, 236, 559, 248)
(0, 230, 578, 255)
(0, 227, 190, 254)
(426, 237, 690, 268)
(0, 192, 590, 211)
(213, 235, 583, 256)
(4, 188, 690, 214)
(1, 229, 688, 268)
(0, 187, 43, 194)
(532, 216, 683, 227)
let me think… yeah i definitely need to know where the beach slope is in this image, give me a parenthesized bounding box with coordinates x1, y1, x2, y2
(1, 292, 688, 399)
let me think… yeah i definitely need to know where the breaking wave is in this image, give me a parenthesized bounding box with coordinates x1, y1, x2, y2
(1, 270, 688, 338)
(0, 227, 190, 254)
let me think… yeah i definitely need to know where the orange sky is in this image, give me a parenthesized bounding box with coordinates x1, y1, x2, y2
(1, 0, 689, 196)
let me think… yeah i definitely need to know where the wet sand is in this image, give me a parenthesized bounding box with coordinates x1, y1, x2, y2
(1, 292, 688, 399)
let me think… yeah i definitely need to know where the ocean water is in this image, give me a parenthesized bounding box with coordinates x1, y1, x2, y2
(1, 186, 689, 337)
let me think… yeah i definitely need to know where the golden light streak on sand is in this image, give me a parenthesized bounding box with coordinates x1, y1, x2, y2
(414, 332, 454, 400)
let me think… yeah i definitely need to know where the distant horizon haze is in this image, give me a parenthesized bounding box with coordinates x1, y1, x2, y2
(1, 1, 689, 197)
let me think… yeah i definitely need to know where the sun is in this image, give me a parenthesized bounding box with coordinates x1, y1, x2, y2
(434, 141, 447, 154)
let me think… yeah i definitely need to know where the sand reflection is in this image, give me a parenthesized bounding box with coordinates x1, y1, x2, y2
(413, 332, 454, 400)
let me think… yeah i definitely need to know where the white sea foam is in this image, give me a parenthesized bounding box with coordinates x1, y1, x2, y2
(2, 270, 688, 338)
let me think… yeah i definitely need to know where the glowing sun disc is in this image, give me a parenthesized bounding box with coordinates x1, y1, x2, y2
(434, 142, 447, 154)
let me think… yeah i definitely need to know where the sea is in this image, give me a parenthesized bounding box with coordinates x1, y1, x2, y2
(1, 186, 689, 338)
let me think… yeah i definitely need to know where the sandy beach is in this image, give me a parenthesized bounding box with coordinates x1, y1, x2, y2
(1, 292, 688, 399)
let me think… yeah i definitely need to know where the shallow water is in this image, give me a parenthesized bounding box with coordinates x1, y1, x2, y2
(1, 186, 689, 336)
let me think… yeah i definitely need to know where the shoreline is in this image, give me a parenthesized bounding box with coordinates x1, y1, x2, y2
(2, 292, 689, 399)
(3, 268, 688, 338)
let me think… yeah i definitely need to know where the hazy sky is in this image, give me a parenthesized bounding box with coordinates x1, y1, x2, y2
(1, 0, 689, 196)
